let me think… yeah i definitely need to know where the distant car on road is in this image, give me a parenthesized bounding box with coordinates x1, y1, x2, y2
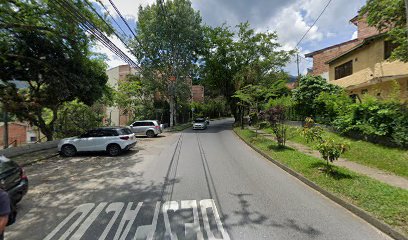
(0, 156, 28, 204)
(129, 120, 162, 137)
(193, 118, 207, 130)
(58, 127, 136, 157)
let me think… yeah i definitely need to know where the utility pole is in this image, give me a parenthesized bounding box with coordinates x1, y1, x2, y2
(3, 110, 8, 149)
(296, 53, 300, 79)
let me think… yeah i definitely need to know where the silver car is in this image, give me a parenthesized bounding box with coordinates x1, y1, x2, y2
(193, 118, 207, 130)
(130, 120, 162, 137)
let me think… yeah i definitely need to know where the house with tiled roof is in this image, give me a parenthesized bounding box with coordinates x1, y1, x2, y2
(306, 15, 408, 101)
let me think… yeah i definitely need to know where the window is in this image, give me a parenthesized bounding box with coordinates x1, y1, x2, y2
(117, 128, 132, 135)
(102, 130, 118, 136)
(335, 60, 353, 80)
(133, 122, 142, 127)
(384, 40, 398, 60)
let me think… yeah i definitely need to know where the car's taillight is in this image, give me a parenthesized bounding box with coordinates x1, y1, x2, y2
(155, 126, 160, 129)
(20, 167, 28, 180)
(120, 136, 129, 140)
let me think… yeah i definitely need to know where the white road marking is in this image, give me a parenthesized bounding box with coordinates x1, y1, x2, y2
(181, 200, 204, 240)
(44, 203, 95, 240)
(163, 201, 179, 240)
(113, 202, 143, 240)
(200, 199, 231, 240)
(46, 199, 230, 240)
(133, 201, 160, 240)
(71, 202, 108, 240)
(99, 202, 125, 240)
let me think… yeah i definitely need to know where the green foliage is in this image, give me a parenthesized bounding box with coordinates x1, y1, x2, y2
(54, 100, 104, 139)
(360, 0, 407, 62)
(292, 75, 342, 119)
(236, 127, 408, 236)
(316, 139, 349, 164)
(300, 117, 324, 143)
(266, 105, 288, 147)
(132, 0, 204, 124)
(201, 22, 293, 120)
(301, 117, 349, 170)
(265, 95, 292, 108)
(113, 74, 155, 121)
(0, 1, 108, 140)
(333, 96, 408, 147)
(190, 97, 229, 118)
(315, 91, 353, 124)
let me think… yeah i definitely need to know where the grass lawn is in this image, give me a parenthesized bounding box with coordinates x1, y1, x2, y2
(235, 127, 408, 236)
(263, 126, 408, 178)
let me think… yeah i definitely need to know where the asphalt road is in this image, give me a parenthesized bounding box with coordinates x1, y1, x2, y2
(6, 118, 391, 240)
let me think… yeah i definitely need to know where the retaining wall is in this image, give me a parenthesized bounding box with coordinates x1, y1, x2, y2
(0, 140, 60, 158)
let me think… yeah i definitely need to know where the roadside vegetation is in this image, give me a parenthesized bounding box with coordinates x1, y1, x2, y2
(263, 125, 408, 178)
(235, 127, 408, 236)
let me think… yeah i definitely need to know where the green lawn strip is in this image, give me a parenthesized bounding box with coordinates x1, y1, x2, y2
(235, 128, 408, 236)
(263, 126, 408, 178)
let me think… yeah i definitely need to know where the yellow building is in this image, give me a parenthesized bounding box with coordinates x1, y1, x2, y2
(326, 34, 408, 101)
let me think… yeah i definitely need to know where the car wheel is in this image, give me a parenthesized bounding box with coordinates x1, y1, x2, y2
(61, 144, 77, 157)
(107, 144, 121, 156)
(146, 130, 155, 138)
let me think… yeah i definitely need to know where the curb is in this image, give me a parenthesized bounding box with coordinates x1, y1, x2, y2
(233, 128, 407, 240)
(20, 153, 59, 167)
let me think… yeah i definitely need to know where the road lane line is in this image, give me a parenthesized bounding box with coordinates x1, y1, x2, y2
(113, 202, 143, 240)
(44, 203, 95, 240)
(99, 202, 125, 240)
(200, 199, 230, 240)
(71, 202, 108, 240)
(181, 200, 204, 240)
(163, 201, 179, 240)
(133, 201, 161, 240)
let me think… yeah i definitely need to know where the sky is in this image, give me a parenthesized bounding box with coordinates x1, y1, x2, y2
(92, 0, 367, 76)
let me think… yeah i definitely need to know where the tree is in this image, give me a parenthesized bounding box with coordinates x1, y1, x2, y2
(201, 23, 293, 121)
(54, 100, 105, 139)
(292, 75, 342, 120)
(132, 0, 204, 126)
(113, 74, 155, 121)
(360, 0, 407, 62)
(0, 1, 109, 141)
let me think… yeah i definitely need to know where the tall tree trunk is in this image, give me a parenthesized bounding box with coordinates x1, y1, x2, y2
(169, 96, 174, 127)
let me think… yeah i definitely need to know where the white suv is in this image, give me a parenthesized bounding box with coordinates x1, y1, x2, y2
(58, 127, 136, 157)
(130, 120, 163, 137)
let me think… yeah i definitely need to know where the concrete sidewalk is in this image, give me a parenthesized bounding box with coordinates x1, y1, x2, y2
(248, 127, 408, 190)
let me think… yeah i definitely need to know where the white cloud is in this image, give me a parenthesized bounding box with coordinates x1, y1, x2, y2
(93, 34, 136, 69)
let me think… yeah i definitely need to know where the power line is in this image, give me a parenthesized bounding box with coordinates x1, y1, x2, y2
(105, 0, 151, 60)
(95, 0, 129, 38)
(83, 0, 137, 57)
(54, 0, 140, 69)
(295, 0, 332, 48)
(107, 0, 136, 38)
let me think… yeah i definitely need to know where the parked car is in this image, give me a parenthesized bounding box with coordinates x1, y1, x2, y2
(193, 118, 207, 130)
(58, 127, 137, 157)
(0, 156, 28, 204)
(129, 120, 162, 137)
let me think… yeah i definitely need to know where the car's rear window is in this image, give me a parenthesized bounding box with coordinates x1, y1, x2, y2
(117, 128, 133, 135)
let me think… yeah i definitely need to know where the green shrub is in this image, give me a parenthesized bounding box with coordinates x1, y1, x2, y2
(333, 96, 408, 147)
